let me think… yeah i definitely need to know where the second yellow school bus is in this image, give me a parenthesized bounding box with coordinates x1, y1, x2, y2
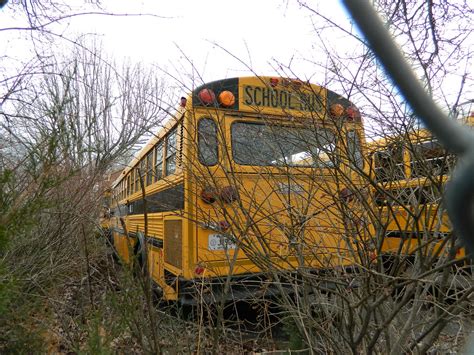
(108, 76, 368, 304)
(370, 115, 474, 262)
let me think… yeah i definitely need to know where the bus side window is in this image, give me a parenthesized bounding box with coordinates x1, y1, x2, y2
(165, 128, 177, 175)
(139, 159, 146, 187)
(126, 174, 131, 197)
(198, 118, 218, 166)
(134, 167, 140, 192)
(374, 142, 404, 182)
(146, 151, 153, 186)
(130, 170, 135, 194)
(154, 141, 163, 181)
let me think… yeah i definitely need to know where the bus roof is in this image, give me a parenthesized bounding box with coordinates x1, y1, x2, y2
(369, 114, 474, 153)
(192, 76, 360, 119)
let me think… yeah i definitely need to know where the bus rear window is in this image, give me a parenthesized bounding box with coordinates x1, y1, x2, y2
(231, 122, 337, 167)
(410, 140, 455, 178)
(347, 130, 363, 170)
(374, 142, 404, 182)
(198, 118, 218, 166)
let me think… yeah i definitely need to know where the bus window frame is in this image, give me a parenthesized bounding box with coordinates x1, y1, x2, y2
(408, 139, 455, 179)
(347, 129, 364, 170)
(139, 159, 146, 188)
(197, 117, 219, 166)
(165, 127, 178, 176)
(134, 167, 140, 193)
(154, 141, 164, 182)
(130, 170, 135, 194)
(145, 150, 154, 186)
(126, 174, 131, 197)
(373, 141, 405, 183)
(229, 119, 339, 168)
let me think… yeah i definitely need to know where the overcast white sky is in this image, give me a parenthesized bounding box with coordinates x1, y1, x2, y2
(1, 0, 364, 145)
(86, 1, 350, 83)
(1, 1, 353, 88)
(1, 0, 471, 128)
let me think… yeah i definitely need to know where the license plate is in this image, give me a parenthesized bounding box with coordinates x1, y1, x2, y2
(208, 234, 237, 251)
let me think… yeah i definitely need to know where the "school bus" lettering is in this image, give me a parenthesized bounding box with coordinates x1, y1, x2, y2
(243, 85, 323, 111)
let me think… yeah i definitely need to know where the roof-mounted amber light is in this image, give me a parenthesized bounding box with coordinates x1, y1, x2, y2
(218, 90, 235, 107)
(330, 103, 345, 118)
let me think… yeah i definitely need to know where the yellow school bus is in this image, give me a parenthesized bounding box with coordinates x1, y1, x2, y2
(107, 76, 368, 304)
(99, 170, 122, 240)
(371, 115, 474, 261)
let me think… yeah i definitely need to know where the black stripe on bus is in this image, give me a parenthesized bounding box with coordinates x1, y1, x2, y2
(146, 237, 163, 248)
(111, 228, 136, 238)
(111, 228, 164, 248)
(113, 184, 184, 217)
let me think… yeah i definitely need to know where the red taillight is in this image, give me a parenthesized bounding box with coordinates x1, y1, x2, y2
(270, 78, 279, 87)
(220, 186, 238, 203)
(194, 266, 205, 275)
(219, 220, 230, 232)
(198, 88, 216, 105)
(200, 187, 217, 204)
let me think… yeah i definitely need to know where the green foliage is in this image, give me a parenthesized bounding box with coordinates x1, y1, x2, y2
(0, 168, 49, 254)
(0, 274, 46, 353)
(283, 317, 305, 351)
(80, 314, 114, 355)
(0, 168, 15, 252)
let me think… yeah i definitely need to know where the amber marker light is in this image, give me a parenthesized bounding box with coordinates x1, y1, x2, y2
(218, 90, 235, 107)
(330, 103, 345, 118)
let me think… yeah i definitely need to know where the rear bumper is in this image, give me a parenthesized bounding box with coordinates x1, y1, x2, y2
(178, 273, 287, 305)
(176, 268, 360, 305)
